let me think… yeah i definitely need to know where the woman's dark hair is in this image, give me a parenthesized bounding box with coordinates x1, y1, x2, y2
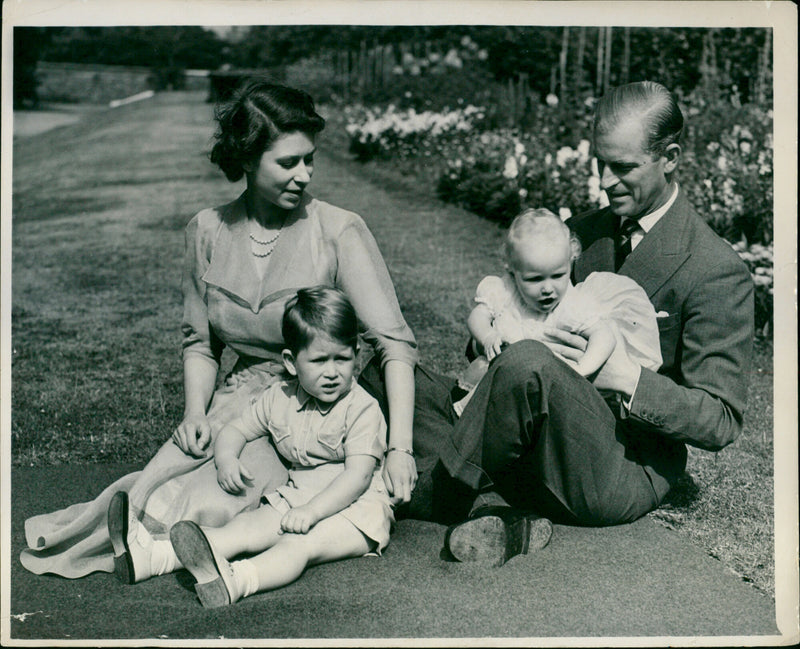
(282, 286, 359, 355)
(209, 79, 325, 182)
(593, 80, 684, 157)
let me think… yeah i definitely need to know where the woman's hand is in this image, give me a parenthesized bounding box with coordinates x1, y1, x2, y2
(279, 505, 320, 535)
(172, 414, 212, 458)
(215, 456, 253, 495)
(383, 449, 417, 505)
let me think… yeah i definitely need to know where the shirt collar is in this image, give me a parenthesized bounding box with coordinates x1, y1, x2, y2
(294, 380, 352, 414)
(629, 183, 679, 233)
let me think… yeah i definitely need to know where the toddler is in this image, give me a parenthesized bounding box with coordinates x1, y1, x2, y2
(454, 208, 662, 415)
(167, 286, 394, 607)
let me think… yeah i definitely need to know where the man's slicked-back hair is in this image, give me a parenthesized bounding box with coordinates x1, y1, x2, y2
(593, 81, 684, 157)
(282, 286, 359, 355)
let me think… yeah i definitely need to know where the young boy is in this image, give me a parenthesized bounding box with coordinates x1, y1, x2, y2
(168, 286, 394, 607)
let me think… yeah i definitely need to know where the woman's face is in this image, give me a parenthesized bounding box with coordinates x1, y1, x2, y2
(245, 131, 316, 211)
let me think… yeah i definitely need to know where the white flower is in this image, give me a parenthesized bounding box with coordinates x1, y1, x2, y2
(545, 153, 553, 166)
(717, 155, 728, 171)
(444, 49, 463, 68)
(559, 207, 572, 221)
(556, 146, 575, 168)
(577, 139, 591, 162)
(518, 154, 528, 166)
(587, 175, 602, 203)
(502, 156, 519, 180)
(514, 141, 526, 157)
(546, 93, 559, 107)
(739, 141, 752, 155)
(477, 49, 489, 61)
(519, 188, 528, 199)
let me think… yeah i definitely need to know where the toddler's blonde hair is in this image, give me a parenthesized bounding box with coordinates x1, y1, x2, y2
(505, 208, 582, 268)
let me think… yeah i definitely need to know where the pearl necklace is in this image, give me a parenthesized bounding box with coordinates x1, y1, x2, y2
(249, 220, 284, 257)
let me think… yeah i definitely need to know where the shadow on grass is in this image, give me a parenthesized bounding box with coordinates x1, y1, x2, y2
(12, 194, 125, 223)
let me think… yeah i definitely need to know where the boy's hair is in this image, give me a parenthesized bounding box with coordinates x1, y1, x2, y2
(505, 208, 582, 266)
(282, 286, 359, 354)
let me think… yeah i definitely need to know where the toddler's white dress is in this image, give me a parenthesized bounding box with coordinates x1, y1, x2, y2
(454, 271, 662, 415)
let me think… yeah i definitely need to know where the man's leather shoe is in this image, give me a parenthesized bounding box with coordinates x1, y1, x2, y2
(444, 505, 553, 567)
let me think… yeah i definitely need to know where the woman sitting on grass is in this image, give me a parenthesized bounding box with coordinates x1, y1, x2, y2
(20, 80, 417, 581)
(167, 286, 393, 607)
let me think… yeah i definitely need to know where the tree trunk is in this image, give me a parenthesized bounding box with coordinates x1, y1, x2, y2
(574, 26, 586, 97)
(603, 27, 613, 92)
(559, 26, 570, 104)
(757, 29, 772, 105)
(622, 27, 631, 84)
(596, 27, 605, 96)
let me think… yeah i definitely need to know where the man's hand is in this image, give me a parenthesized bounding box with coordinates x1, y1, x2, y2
(542, 326, 588, 362)
(591, 341, 641, 400)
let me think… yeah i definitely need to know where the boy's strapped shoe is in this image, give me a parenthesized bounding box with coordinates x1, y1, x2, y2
(170, 520, 240, 608)
(444, 505, 553, 567)
(107, 491, 157, 584)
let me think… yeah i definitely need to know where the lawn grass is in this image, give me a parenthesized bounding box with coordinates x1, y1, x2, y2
(10, 91, 775, 598)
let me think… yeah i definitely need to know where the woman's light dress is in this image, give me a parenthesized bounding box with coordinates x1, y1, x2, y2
(20, 193, 417, 578)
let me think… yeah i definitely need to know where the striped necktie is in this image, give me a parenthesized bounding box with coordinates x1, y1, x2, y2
(616, 218, 640, 270)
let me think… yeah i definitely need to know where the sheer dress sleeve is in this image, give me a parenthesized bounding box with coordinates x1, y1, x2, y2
(332, 217, 418, 369)
(180, 212, 225, 370)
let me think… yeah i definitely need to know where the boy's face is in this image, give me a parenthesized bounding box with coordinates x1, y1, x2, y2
(282, 333, 357, 404)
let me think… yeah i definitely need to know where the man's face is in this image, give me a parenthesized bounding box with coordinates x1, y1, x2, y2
(593, 117, 675, 220)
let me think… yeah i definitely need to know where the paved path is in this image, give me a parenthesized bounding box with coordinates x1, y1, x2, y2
(10, 464, 778, 640)
(7, 92, 781, 643)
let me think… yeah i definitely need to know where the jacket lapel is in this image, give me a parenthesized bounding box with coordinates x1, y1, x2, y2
(619, 191, 692, 298)
(572, 208, 617, 282)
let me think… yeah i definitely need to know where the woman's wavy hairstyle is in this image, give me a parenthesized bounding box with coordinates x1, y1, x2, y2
(209, 79, 325, 182)
(505, 208, 582, 268)
(282, 286, 359, 355)
(593, 80, 684, 158)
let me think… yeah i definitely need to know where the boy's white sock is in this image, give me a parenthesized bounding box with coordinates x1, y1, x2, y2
(150, 537, 182, 576)
(232, 559, 260, 599)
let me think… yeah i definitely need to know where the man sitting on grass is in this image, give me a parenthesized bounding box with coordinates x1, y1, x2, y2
(406, 80, 755, 566)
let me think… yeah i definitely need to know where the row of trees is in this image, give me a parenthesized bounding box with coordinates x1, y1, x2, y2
(15, 25, 771, 108)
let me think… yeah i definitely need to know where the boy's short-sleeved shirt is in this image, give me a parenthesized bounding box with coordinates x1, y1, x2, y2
(234, 379, 387, 467)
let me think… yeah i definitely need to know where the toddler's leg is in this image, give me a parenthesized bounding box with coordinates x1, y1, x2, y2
(246, 514, 371, 593)
(171, 514, 370, 607)
(202, 504, 284, 558)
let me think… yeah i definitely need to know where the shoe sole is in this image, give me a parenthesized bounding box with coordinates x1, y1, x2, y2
(170, 521, 233, 608)
(448, 515, 553, 567)
(107, 491, 135, 584)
